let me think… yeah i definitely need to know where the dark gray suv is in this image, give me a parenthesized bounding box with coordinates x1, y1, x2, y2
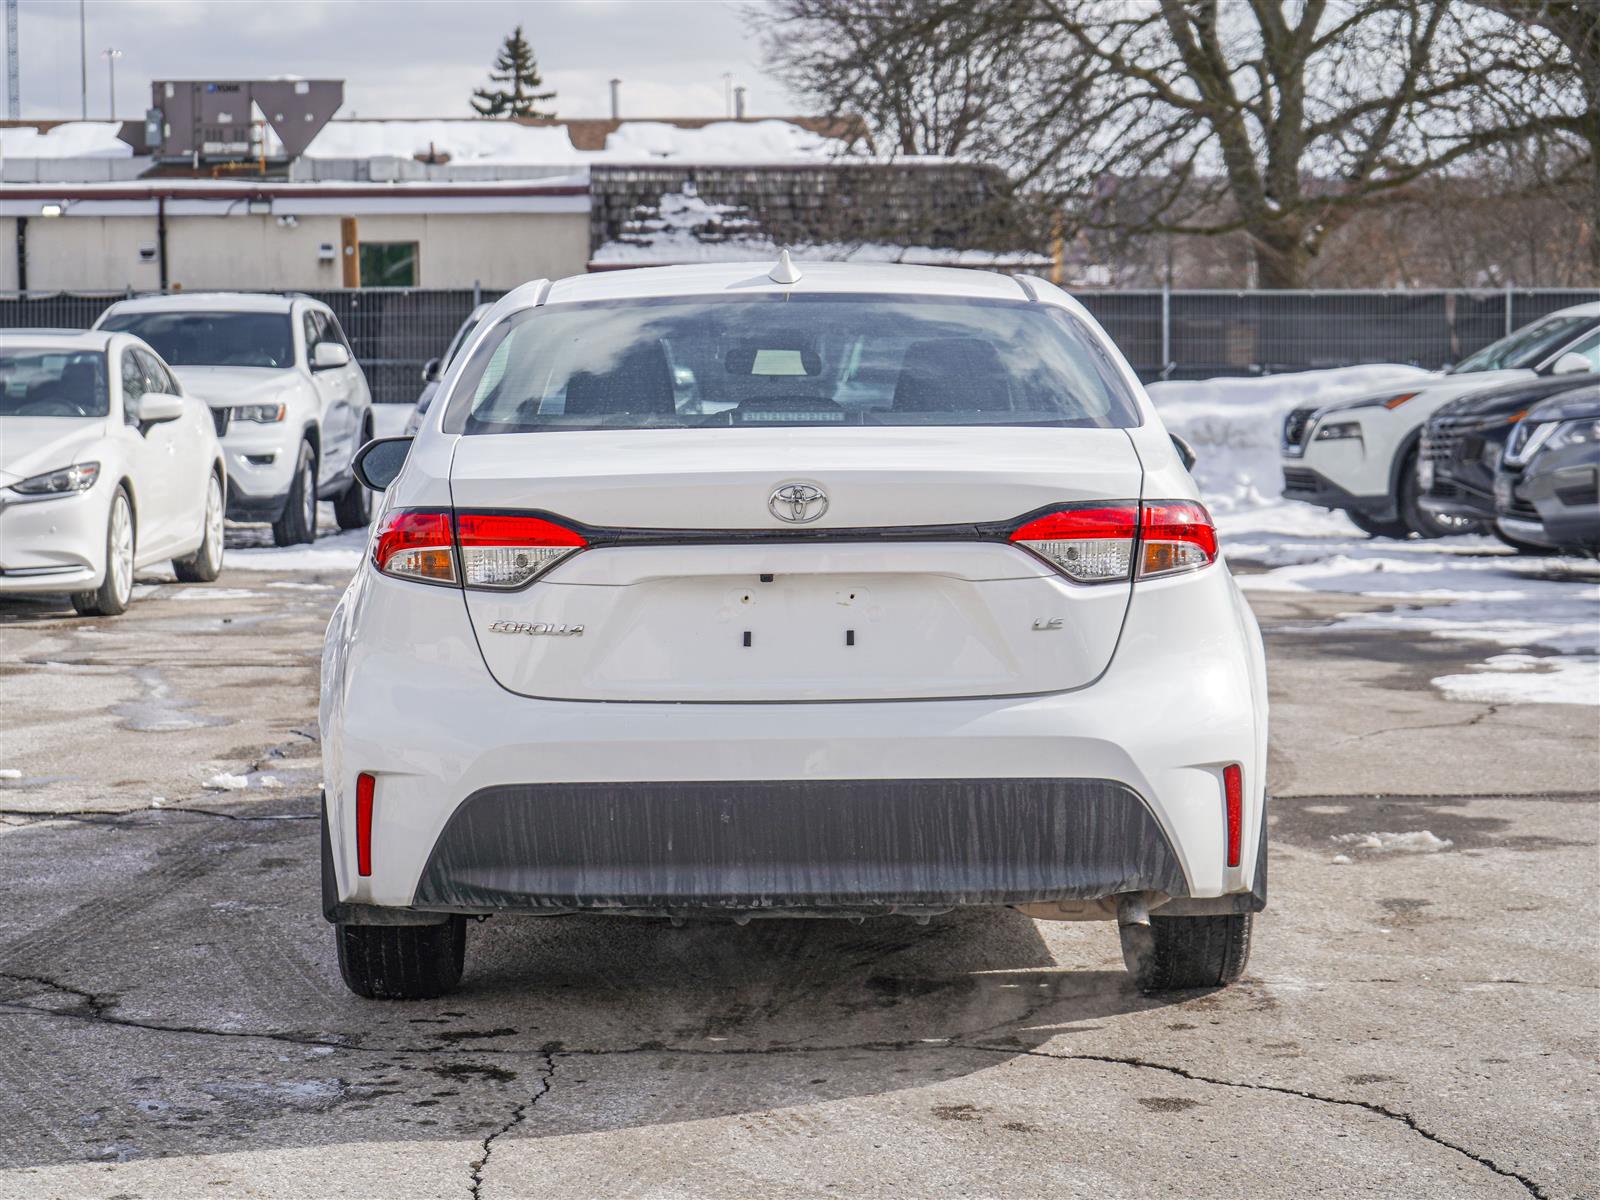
(1496, 384, 1600, 554)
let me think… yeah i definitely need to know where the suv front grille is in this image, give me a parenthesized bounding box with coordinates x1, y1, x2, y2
(1282, 466, 1319, 494)
(210, 407, 231, 437)
(1420, 428, 1460, 462)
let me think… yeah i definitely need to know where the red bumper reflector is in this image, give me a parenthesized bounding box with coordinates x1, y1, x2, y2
(355, 772, 375, 877)
(1223, 764, 1243, 868)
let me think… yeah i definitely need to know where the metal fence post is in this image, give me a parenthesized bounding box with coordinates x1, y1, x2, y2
(1505, 285, 1513, 336)
(472, 280, 481, 308)
(1160, 285, 1171, 380)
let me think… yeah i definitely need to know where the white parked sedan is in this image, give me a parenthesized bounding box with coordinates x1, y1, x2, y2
(321, 259, 1269, 999)
(0, 329, 225, 615)
(95, 293, 375, 546)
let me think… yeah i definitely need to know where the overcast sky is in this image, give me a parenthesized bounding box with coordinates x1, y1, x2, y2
(18, 0, 800, 123)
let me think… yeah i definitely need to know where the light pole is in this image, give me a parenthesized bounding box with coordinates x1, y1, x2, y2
(102, 47, 121, 120)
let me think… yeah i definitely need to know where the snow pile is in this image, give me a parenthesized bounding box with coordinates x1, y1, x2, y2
(1333, 831, 1454, 853)
(0, 122, 132, 159)
(1433, 653, 1599, 706)
(203, 772, 250, 791)
(603, 120, 840, 162)
(227, 527, 368, 572)
(303, 119, 851, 166)
(1145, 365, 1430, 521)
(306, 119, 582, 164)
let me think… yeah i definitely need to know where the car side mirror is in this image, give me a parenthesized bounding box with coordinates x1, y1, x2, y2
(352, 436, 412, 492)
(313, 341, 352, 370)
(421, 357, 442, 383)
(1549, 351, 1592, 376)
(1170, 433, 1197, 471)
(134, 392, 185, 424)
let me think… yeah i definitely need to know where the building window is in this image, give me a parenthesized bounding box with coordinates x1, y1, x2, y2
(359, 242, 418, 287)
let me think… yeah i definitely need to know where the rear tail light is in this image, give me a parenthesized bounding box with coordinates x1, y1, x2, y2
(1010, 500, 1217, 583)
(1139, 501, 1217, 579)
(456, 512, 586, 589)
(1010, 505, 1138, 582)
(1222, 764, 1243, 868)
(355, 772, 375, 877)
(373, 510, 456, 584)
(372, 509, 588, 589)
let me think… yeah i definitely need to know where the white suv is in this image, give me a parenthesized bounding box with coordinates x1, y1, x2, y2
(96, 293, 375, 545)
(321, 260, 1269, 999)
(1281, 302, 1600, 538)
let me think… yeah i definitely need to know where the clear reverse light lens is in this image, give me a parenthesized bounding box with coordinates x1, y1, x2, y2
(456, 513, 587, 590)
(9, 461, 100, 496)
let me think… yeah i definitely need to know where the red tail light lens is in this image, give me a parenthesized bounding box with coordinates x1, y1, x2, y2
(355, 771, 375, 877)
(1222, 763, 1243, 868)
(1139, 501, 1217, 579)
(456, 512, 586, 590)
(1010, 505, 1138, 582)
(373, 510, 456, 584)
(1009, 500, 1216, 583)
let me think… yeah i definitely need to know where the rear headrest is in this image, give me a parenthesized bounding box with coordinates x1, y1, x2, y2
(893, 338, 1011, 412)
(564, 341, 675, 417)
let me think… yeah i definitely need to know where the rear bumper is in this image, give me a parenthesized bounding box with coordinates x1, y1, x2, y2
(321, 557, 1270, 918)
(408, 777, 1190, 915)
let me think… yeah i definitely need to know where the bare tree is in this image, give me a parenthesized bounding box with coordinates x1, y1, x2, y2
(756, 0, 1027, 157)
(761, 1, 1588, 287)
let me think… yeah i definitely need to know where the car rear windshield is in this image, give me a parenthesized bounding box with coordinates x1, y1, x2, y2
(443, 295, 1142, 434)
(0, 349, 109, 418)
(1450, 314, 1594, 374)
(99, 311, 295, 369)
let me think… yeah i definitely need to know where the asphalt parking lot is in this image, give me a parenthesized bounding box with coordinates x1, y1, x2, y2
(0, 531, 1594, 1199)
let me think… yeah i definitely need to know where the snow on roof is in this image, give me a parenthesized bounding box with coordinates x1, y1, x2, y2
(305, 119, 583, 164)
(301, 118, 849, 165)
(0, 122, 131, 159)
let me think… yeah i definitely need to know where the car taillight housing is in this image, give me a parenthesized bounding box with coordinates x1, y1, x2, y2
(1010, 500, 1217, 583)
(372, 510, 457, 584)
(371, 509, 588, 589)
(456, 512, 586, 589)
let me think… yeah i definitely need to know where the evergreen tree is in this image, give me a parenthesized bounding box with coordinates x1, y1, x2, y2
(471, 26, 557, 118)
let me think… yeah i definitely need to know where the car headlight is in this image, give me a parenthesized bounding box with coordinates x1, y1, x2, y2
(1503, 420, 1557, 466)
(232, 403, 286, 423)
(1313, 420, 1363, 442)
(8, 461, 100, 497)
(1541, 418, 1600, 455)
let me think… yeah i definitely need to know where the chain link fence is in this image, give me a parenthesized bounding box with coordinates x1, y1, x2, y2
(3, 286, 1594, 401)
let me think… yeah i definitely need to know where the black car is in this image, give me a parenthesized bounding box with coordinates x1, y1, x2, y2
(1419, 374, 1596, 549)
(1495, 384, 1600, 554)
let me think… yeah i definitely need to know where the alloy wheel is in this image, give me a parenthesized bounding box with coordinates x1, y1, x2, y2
(109, 495, 133, 607)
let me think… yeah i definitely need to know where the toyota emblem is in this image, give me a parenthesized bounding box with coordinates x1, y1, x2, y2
(768, 483, 828, 524)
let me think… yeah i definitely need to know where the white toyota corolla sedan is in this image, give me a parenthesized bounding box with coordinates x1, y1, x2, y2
(321, 260, 1269, 999)
(0, 329, 226, 616)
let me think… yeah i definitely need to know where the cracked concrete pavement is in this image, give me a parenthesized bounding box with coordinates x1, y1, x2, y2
(0, 542, 1595, 1199)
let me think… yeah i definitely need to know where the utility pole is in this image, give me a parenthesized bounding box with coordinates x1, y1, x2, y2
(102, 46, 121, 120)
(78, 0, 87, 119)
(6, 0, 18, 120)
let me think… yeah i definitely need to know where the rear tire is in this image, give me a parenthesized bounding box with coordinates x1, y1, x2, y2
(1345, 510, 1411, 540)
(72, 487, 135, 617)
(272, 440, 318, 547)
(173, 472, 225, 583)
(332, 476, 371, 530)
(1120, 912, 1252, 992)
(336, 917, 467, 1000)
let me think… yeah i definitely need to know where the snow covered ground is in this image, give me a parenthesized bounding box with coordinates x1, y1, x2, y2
(1149, 368, 1599, 707)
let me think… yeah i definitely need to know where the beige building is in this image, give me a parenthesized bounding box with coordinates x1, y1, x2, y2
(1, 179, 590, 292)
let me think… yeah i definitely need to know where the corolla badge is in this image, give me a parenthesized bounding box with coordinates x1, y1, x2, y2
(768, 483, 828, 524)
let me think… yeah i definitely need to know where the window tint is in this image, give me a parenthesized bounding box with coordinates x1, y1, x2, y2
(100, 311, 294, 368)
(302, 311, 323, 358)
(121, 350, 147, 402)
(136, 349, 177, 397)
(445, 295, 1141, 435)
(0, 350, 109, 418)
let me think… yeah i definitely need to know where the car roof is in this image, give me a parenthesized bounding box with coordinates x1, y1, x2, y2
(98, 291, 309, 315)
(0, 328, 117, 351)
(544, 260, 1032, 306)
